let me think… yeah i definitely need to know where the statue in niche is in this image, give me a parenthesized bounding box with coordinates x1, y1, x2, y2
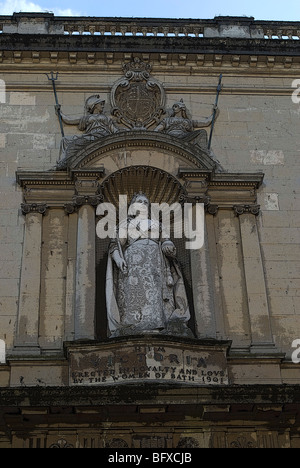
(55, 95, 119, 168)
(154, 99, 219, 146)
(106, 192, 194, 338)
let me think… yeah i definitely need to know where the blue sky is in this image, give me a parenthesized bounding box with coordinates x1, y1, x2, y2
(0, 0, 299, 21)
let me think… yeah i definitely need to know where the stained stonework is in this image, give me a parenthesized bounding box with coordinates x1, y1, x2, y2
(67, 338, 230, 386)
(0, 13, 300, 448)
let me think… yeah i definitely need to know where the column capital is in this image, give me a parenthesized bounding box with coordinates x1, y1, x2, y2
(233, 204, 260, 216)
(179, 194, 210, 206)
(206, 204, 219, 216)
(64, 194, 104, 214)
(21, 203, 48, 216)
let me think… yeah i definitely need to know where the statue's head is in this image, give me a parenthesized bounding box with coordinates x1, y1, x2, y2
(85, 95, 105, 114)
(130, 192, 149, 206)
(128, 192, 149, 218)
(171, 99, 188, 118)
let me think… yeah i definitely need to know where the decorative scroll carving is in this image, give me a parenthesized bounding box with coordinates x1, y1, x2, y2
(230, 436, 257, 449)
(206, 204, 219, 215)
(49, 438, 74, 449)
(233, 204, 260, 216)
(105, 438, 129, 448)
(21, 203, 48, 215)
(64, 194, 104, 214)
(180, 194, 211, 206)
(54, 59, 219, 170)
(177, 437, 200, 448)
(111, 57, 165, 130)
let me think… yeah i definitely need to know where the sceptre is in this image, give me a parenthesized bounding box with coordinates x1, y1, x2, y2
(208, 74, 223, 151)
(46, 71, 65, 138)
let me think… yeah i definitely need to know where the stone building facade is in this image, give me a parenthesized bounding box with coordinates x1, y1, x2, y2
(0, 13, 300, 448)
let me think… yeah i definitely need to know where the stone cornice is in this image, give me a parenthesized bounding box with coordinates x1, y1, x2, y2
(1, 37, 300, 70)
(16, 134, 263, 210)
(16, 168, 106, 187)
(1, 35, 300, 54)
(178, 169, 264, 188)
(1, 13, 300, 40)
(16, 167, 264, 211)
(1, 15, 300, 69)
(4, 82, 296, 96)
(0, 384, 299, 407)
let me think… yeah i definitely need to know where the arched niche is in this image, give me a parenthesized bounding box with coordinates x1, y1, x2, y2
(95, 165, 197, 340)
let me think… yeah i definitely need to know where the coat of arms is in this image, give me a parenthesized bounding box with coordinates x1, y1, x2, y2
(110, 57, 166, 130)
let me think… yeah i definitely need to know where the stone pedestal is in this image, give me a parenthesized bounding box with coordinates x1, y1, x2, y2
(66, 336, 231, 387)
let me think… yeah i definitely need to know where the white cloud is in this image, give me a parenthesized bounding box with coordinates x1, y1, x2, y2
(0, 0, 81, 16)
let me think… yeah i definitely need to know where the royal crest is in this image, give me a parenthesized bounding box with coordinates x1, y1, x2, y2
(110, 57, 166, 130)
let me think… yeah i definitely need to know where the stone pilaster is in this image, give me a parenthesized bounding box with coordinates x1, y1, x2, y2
(74, 203, 96, 340)
(64, 212, 78, 341)
(215, 210, 251, 352)
(191, 216, 217, 339)
(237, 210, 276, 353)
(14, 209, 44, 353)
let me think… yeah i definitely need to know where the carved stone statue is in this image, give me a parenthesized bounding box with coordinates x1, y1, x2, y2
(154, 99, 218, 144)
(106, 193, 193, 338)
(56, 95, 119, 167)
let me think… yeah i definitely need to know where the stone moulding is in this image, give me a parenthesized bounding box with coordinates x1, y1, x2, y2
(16, 132, 264, 211)
(2, 13, 300, 40)
(1, 383, 300, 407)
(57, 130, 216, 172)
(16, 169, 264, 213)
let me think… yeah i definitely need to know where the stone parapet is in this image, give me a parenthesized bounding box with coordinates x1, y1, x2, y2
(1, 14, 300, 41)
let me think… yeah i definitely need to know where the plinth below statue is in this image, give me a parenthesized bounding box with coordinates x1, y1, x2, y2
(106, 193, 194, 339)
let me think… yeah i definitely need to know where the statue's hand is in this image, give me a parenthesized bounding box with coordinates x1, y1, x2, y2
(113, 251, 128, 274)
(212, 104, 220, 119)
(118, 259, 128, 275)
(55, 104, 61, 116)
(162, 242, 176, 258)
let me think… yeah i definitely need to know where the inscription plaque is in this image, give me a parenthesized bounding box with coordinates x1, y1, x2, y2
(67, 338, 230, 386)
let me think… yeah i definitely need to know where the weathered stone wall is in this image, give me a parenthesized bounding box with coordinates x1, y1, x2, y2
(0, 16, 299, 375)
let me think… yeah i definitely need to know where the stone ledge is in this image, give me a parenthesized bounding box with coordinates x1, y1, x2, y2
(1, 35, 300, 56)
(1, 384, 300, 407)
